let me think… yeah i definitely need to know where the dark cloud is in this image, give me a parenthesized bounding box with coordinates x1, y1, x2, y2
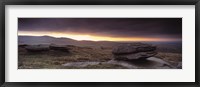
(18, 18, 182, 39)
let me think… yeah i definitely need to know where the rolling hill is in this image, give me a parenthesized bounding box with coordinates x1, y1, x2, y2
(18, 35, 182, 53)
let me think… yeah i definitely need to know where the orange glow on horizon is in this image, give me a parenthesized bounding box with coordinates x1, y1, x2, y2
(18, 31, 179, 42)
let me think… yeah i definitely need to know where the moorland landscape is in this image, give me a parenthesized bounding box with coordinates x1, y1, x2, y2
(18, 18, 182, 69)
(18, 36, 182, 69)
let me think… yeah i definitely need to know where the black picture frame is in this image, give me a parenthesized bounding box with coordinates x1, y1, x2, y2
(0, 0, 199, 87)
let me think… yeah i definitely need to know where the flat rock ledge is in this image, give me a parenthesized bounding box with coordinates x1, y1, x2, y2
(112, 43, 157, 60)
(62, 57, 176, 69)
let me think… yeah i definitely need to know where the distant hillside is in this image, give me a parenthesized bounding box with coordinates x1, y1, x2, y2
(19, 35, 77, 45)
(18, 35, 182, 53)
(18, 35, 120, 48)
(143, 41, 182, 53)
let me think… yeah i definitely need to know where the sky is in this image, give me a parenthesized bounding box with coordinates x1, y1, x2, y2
(18, 18, 182, 41)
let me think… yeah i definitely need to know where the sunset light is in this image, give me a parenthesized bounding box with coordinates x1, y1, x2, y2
(18, 18, 182, 69)
(18, 31, 179, 42)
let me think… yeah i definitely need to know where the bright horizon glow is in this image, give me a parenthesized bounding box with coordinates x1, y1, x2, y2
(18, 31, 181, 42)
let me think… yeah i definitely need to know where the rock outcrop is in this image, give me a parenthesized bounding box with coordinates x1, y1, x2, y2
(62, 57, 175, 69)
(24, 44, 70, 52)
(112, 43, 157, 60)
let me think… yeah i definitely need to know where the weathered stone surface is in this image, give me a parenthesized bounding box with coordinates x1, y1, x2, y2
(62, 57, 175, 69)
(114, 51, 157, 60)
(107, 57, 174, 69)
(49, 44, 69, 52)
(112, 43, 156, 55)
(63, 62, 101, 67)
(25, 45, 49, 52)
(112, 43, 157, 60)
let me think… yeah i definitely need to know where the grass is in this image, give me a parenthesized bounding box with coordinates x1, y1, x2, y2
(155, 52, 182, 66)
(18, 45, 182, 69)
(18, 45, 113, 69)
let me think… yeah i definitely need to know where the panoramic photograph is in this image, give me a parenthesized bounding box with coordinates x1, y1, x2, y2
(18, 18, 182, 69)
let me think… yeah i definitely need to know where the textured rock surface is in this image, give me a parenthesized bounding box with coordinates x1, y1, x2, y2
(112, 43, 156, 54)
(112, 43, 157, 60)
(108, 57, 174, 69)
(114, 51, 157, 60)
(62, 57, 175, 69)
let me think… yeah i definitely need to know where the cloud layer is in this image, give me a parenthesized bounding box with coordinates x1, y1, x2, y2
(18, 18, 182, 39)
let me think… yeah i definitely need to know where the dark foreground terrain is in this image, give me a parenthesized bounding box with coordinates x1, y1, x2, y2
(18, 36, 182, 69)
(18, 43, 182, 69)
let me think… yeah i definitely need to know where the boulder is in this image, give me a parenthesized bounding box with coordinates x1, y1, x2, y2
(112, 43, 156, 55)
(114, 51, 157, 60)
(49, 44, 69, 52)
(25, 45, 49, 52)
(112, 43, 157, 60)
